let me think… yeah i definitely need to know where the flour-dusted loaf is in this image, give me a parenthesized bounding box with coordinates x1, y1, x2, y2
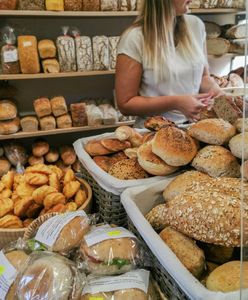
(152, 126, 198, 166)
(204, 21, 221, 39)
(56, 35, 76, 72)
(92, 36, 109, 70)
(33, 97, 52, 118)
(82, 0, 100, 10)
(229, 132, 248, 159)
(118, 0, 136, 10)
(42, 59, 60, 73)
(0, 100, 17, 121)
(20, 116, 39, 132)
(75, 36, 93, 71)
(56, 114, 72, 129)
(38, 39, 56, 59)
(18, 36, 40, 74)
(191, 145, 240, 177)
(50, 96, 68, 117)
(108, 36, 120, 70)
(100, 0, 118, 10)
(226, 23, 246, 39)
(0, 117, 20, 135)
(188, 118, 236, 145)
(207, 38, 230, 56)
(39, 115, 56, 131)
(70, 103, 88, 127)
(235, 118, 248, 132)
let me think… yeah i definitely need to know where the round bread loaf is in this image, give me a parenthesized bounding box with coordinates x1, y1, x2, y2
(206, 261, 248, 292)
(137, 142, 178, 176)
(28, 155, 44, 166)
(241, 160, 248, 181)
(0, 117, 20, 135)
(5, 250, 29, 270)
(188, 118, 236, 145)
(234, 118, 248, 133)
(0, 100, 17, 121)
(32, 140, 49, 157)
(152, 126, 198, 166)
(191, 145, 240, 178)
(45, 148, 59, 163)
(229, 133, 248, 159)
(0, 157, 11, 176)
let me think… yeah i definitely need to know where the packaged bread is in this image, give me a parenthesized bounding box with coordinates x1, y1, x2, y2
(86, 104, 103, 126)
(99, 104, 118, 125)
(18, 36, 40, 74)
(100, 0, 118, 10)
(0, 117, 20, 135)
(70, 102, 88, 127)
(32, 140, 49, 157)
(56, 113, 72, 128)
(82, 0, 100, 10)
(0, 0, 18, 9)
(56, 28, 76, 72)
(0, 158, 11, 180)
(201, 0, 218, 8)
(1, 26, 20, 74)
(64, 0, 82, 10)
(0, 100, 17, 121)
(40, 115, 56, 131)
(79, 225, 140, 275)
(218, 0, 233, 7)
(3, 142, 27, 166)
(38, 39, 56, 59)
(229, 132, 248, 160)
(75, 35, 93, 71)
(93, 35, 109, 70)
(50, 96, 68, 117)
(20, 116, 39, 132)
(33, 97, 51, 118)
(42, 58, 60, 73)
(118, 0, 136, 10)
(45, 0, 64, 10)
(109, 36, 120, 70)
(60, 145, 77, 165)
(16, 252, 86, 300)
(18, 0, 45, 10)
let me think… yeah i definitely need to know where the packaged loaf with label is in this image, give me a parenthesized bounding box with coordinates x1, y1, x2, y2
(56, 27, 77, 72)
(108, 36, 120, 70)
(1, 26, 20, 74)
(64, 0, 82, 10)
(18, 0, 45, 10)
(0, 0, 18, 9)
(93, 35, 109, 70)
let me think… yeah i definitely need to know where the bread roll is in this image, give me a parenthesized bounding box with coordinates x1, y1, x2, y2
(20, 116, 39, 132)
(38, 39, 56, 59)
(45, 148, 59, 163)
(93, 155, 113, 172)
(152, 126, 198, 167)
(72, 159, 81, 173)
(42, 58, 60, 73)
(124, 147, 138, 159)
(200, 243, 234, 264)
(115, 126, 143, 147)
(33, 98, 52, 118)
(241, 160, 248, 181)
(28, 155, 45, 166)
(50, 96, 68, 117)
(229, 133, 248, 159)
(144, 116, 175, 131)
(0, 100, 17, 121)
(32, 140, 49, 157)
(84, 140, 113, 156)
(101, 139, 131, 152)
(188, 118, 236, 145)
(137, 142, 178, 176)
(60, 146, 77, 165)
(204, 21, 221, 38)
(0, 117, 20, 135)
(56, 114, 72, 129)
(40, 115, 56, 131)
(192, 145, 240, 178)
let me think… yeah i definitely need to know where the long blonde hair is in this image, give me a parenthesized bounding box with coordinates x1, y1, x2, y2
(129, 0, 205, 82)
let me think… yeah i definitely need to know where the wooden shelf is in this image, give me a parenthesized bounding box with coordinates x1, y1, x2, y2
(190, 8, 243, 14)
(0, 121, 135, 140)
(0, 70, 115, 80)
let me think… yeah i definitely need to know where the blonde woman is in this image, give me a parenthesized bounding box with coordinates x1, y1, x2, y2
(115, 0, 222, 127)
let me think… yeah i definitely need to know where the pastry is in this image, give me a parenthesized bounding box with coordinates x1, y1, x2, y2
(65, 202, 77, 212)
(25, 172, 49, 186)
(25, 164, 53, 175)
(49, 173, 60, 191)
(40, 115, 56, 131)
(16, 182, 35, 198)
(32, 140, 49, 157)
(0, 117, 20, 135)
(32, 185, 57, 205)
(43, 192, 66, 209)
(33, 97, 52, 118)
(75, 189, 87, 207)
(48, 165, 63, 179)
(14, 196, 34, 217)
(20, 116, 39, 132)
(26, 203, 42, 218)
(0, 214, 23, 228)
(0, 100, 17, 121)
(63, 169, 75, 185)
(50, 96, 68, 117)
(38, 39, 56, 59)
(63, 181, 81, 199)
(56, 114, 72, 129)
(1, 171, 15, 190)
(0, 198, 14, 218)
(0, 158, 11, 177)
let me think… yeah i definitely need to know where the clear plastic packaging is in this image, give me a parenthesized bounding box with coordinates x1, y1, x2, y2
(1, 26, 20, 74)
(73, 30, 93, 71)
(18, 0, 45, 10)
(0, 0, 18, 10)
(15, 251, 86, 300)
(86, 104, 103, 126)
(99, 103, 118, 125)
(3, 142, 27, 172)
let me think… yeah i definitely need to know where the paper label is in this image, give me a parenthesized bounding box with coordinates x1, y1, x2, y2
(35, 211, 87, 247)
(82, 269, 150, 295)
(23, 41, 32, 47)
(3, 49, 18, 63)
(84, 225, 136, 247)
(0, 251, 17, 300)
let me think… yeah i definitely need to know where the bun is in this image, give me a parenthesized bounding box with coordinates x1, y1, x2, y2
(40, 115, 56, 131)
(101, 139, 131, 152)
(0, 117, 20, 135)
(38, 39, 56, 59)
(152, 126, 198, 166)
(0, 100, 17, 121)
(56, 114, 72, 129)
(142, 132, 155, 143)
(50, 96, 68, 117)
(42, 58, 60, 73)
(124, 147, 138, 159)
(28, 155, 45, 166)
(115, 126, 143, 147)
(137, 142, 178, 176)
(60, 146, 77, 165)
(234, 118, 248, 133)
(45, 148, 59, 163)
(20, 116, 39, 132)
(229, 132, 248, 159)
(85, 140, 113, 156)
(144, 116, 175, 131)
(0, 158, 11, 177)
(33, 98, 52, 118)
(32, 140, 49, 157)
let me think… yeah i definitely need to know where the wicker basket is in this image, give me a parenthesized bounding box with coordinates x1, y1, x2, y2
(80, 166, 128, 226)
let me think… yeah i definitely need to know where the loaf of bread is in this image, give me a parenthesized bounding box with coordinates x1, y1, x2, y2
(118, 0, 136, 10)
(100, 0, 118, 10)
(82, 0, 100, 10)
(226, 23, 246, 39)
(20, 116, 39, 132)
(70, 103, 87, 127)
(0, 0, 18, 9)
(189, 0, 200, 8)
(144, 116, 176, 131)
(18, 36, 40, 74)
(0, 100, 17, 121)
(50, 96, 67, 117)
(191, 145, 240, 178)
(28, 155, 45, 166)
(207, 38, 230, 56)
(115, 126, 143, 147)
(18, 0, 45, 10)
(75, 36, 93, 71)
(64, 0, 82, 10)
(204, 21, 221, 39)
(229, 133, 248, 159)
(108, 36, 120, 70)
(42, 59, 60, 73)
(84, 140, 113, 156)
(60, 145, 77, 165)
(99, 104, 118, 125)
(38, 39, 56, 59)
(39, 115, 56, 131)
(0, 117, 20, 135)
(0, 158, 11, 177)
(56, 114, 72, 129)
(32, 140, 49, 157)
(201, 0, 218, 8)
(33, 97, 52, 118)
(92, 36, 109, 70)
(101, 139, 131, 152)
(56, 35, 76, 72)
(45, 0, 64, 10)
(229, 39, 245, 55)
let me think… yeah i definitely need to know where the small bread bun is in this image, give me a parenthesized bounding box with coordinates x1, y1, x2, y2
(0, 100, 17, 121)
(20, 116, 39, 132)
(137, 142, 178, 176)
(45, 148, 59, 163)
(28, 155, 45, 166)
(0, 117, 20, 135)
(60, 146, 76, 165)
(144, 116, 175, 131)
(0, 157, 11, 177)
(32, 140, 50, 157)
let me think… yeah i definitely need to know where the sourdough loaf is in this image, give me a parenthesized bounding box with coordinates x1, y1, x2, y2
(204, 21, 221, 39)
(229, 132, 248, 159)
(207, 38, 230, 56)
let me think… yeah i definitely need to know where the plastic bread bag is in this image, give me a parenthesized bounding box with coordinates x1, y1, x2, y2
(98, 103, 118, 125)
(15, 251, 86, 300)
(1, 26, 20, 74)
(77, 224, 145, 276)
(0, 238, 31, 300)
(86, 104, 103, 126)
(3, 141, 27, 173)
(81, 269, 161, 300)
(24, 211, 91, 256)
(18, 0, 45, 10)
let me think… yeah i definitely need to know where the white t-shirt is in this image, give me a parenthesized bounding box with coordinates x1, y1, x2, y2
(117, 14, 207, 127)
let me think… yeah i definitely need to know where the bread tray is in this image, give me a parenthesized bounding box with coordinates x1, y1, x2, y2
(121, 178, 248, 300)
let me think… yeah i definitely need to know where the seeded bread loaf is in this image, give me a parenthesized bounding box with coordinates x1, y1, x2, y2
(229, 132, 248, 159)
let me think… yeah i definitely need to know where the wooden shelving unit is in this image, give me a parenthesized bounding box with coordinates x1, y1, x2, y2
(0, 121, 135, 140)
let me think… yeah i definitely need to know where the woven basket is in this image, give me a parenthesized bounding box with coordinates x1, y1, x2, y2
(0, 176, 92, 250)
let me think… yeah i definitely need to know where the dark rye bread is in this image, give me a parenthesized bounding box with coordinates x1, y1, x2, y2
(213, 95, 242, 124)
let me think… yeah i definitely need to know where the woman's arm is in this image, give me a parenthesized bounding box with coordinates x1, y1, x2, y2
(200, 66, 223, 97)
(115, 54, 210, 120)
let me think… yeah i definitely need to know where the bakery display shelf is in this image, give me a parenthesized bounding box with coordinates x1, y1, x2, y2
(190, 8, 243, 14)
(0, 70, 115, 80)
(0, 121, 135, 140)
(208, 53, 244, 58)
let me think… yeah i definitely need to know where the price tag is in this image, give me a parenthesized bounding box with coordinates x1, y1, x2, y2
(3, 49, 18, 63)
(0, 265, 5, 276)
(23, 41, 32, 47)
(0, 251, 17, 299)
(89, 297, 104, 300)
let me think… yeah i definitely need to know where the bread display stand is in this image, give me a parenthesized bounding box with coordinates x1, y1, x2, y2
(73, 131, 164, 226)
(121, 179, 248, 300)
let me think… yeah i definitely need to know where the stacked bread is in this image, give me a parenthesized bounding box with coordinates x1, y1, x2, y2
(0, 100, 20, 135)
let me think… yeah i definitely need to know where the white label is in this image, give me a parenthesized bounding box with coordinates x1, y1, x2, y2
(35, 211, 87, 247)
(23, 41, 32, 47)
(0, 251, 17, 300)
(82, 269, 150, 295)
(84, 225, 136, 247)
(3, 49, 18, 63)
